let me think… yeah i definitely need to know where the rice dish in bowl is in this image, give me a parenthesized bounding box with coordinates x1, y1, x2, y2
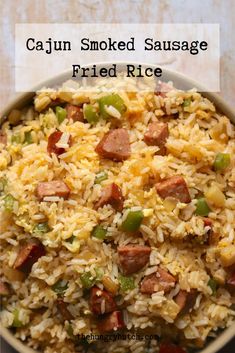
(0, 74, 235, 353)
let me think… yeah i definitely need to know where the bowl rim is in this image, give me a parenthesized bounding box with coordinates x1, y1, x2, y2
(0, 63, 235, 353)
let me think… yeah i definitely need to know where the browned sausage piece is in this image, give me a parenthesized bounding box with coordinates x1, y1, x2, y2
(95, 183, 124, 211)
(90, 287, 117, 315)
(140, 268, 176, 294)
(97, 311, 125, 333)
(181, 289, 197, 313)
(174, 289, 187, 311)
(47, 131, 72, 156)
(0, 280, 10, 296)
(36, 181, 70, 201)
(174, 289, 197, 315)
(56, 298, 73, 321)
(95, 129, 130, 161)
(66, 104, 84, 122)
(144, 122, 169, 155)
(118, 245, 151, 275)
(13, 239, 46, 273)
(0, 131, 7, 147)
(155, 176, 191, 203)
(208, 232, 220, 245)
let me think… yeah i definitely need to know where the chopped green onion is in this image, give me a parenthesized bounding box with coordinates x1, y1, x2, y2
(121, 210, 144, 232)
(11, 134, 21, 144)
(3, 194, 15, 212)
(213, 153, 230, 172)
(91, 225, 107, 240)
(0, 177, 7, 192)
(84, 104, 99, 124)
(12, 309, 23, 328)
(52, 279, 68, 294)
(56, 106, 67, 124)
(94, 171, 108, 184)
(195, 198, 211, 217)
(24, 131, 33, 144)
(208, 278, 218, 295)
(33, 222, 50, 234)
(183, 98, 192, 107)
(66, 235, 76, 244)
(119, 274, 135, 292)
(80, 271, 96, 289)
(98, 94, 126, 119)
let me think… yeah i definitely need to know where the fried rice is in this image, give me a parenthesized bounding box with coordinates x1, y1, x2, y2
(0, 75, 235, 353)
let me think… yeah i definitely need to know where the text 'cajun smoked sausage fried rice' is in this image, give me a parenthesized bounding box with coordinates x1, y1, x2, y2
(0, 75, 235, 353)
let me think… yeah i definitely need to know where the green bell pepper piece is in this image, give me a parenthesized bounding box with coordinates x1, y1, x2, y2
(24, 131, 33, 144)
(80, 271, 96, 289)
(52, 279, 68, 294)
(0, 177, 7, 192)
(94, 171, 108, 184)
(12, 309, 23, 328)
(3, 194, 15, 212)
(208, 278, 218, 295)
(91, 225, 107, 240)
(95, 267, 104, 281)
(195, 198, 211, 217)
(213, 153, 230, 171)
(11, 134, 21, 144)
(121, 210, 144, 232)
(84, 104, 99, 124)
(119, 274, 135, 292)
(98, 94, 126, 119)
(56, 106, 67, 124)
(33, 222, 50, 234)
(183, 98, 192, 107)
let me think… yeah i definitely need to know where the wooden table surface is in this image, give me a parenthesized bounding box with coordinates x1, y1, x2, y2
(0, 0, 234, 352)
